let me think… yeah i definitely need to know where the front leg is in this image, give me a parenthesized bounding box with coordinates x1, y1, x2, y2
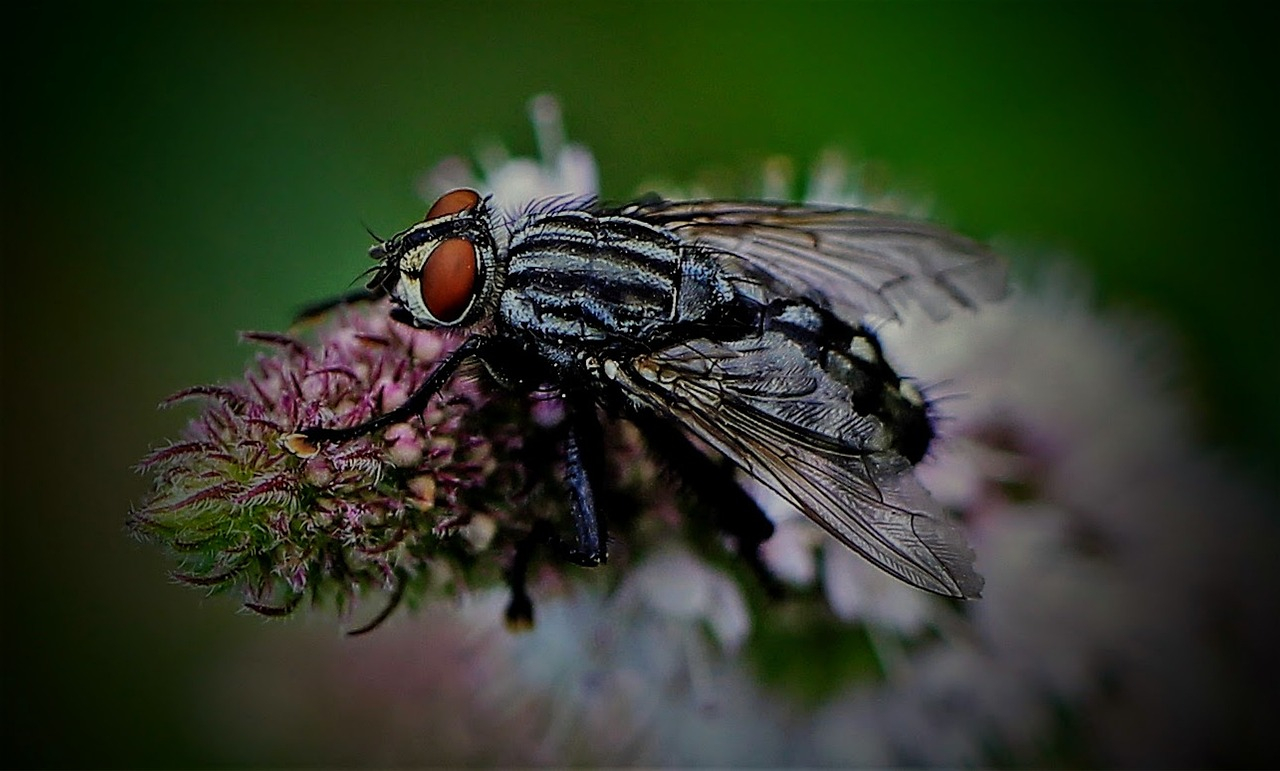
(294, 334, 490, 446)
(292, 287, 385, 327)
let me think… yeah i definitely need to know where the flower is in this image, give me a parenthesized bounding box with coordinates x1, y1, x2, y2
(421, 93, 599, 212)
(129, 308, 546, 624)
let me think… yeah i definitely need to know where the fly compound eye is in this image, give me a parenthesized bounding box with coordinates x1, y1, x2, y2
(426, 188, 481, 220)
(420, 238, 478, 323)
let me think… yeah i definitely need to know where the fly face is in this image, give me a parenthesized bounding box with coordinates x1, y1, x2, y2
(369, 189, 504, 330)
(300, 186, 1008, 624)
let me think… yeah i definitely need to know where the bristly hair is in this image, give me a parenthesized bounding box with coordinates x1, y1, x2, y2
(510, 192, 599, 223)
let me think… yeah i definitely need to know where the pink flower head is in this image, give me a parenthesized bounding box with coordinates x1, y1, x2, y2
(130, 306, 540, 622)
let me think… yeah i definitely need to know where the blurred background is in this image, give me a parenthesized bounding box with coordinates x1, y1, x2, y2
(2, 2, 1276, 766)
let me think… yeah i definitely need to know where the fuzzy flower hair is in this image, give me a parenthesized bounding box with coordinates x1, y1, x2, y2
(129, 309, 559, 627)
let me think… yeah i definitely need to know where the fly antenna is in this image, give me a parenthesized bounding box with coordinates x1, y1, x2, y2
(362, 221, 385, 243)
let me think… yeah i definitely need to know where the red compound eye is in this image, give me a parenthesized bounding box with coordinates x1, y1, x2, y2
(420, 238, 477, 323)
(426, 188, 481, 219)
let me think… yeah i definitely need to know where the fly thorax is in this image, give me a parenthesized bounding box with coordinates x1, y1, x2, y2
(500, 210, 725, 351)
(673, 247, 737, 324)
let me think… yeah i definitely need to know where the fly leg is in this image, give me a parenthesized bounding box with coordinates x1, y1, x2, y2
(504, 524, 540, 629)
(292, 287, 385, 326)
(631, 415, 783, 597)
(503, 404, 609, 627)
(294, 335, 489, 445)
(557, 403, 608, 566)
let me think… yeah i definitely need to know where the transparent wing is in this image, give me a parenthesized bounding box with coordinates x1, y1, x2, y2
(619, 199, 1007, 323)
(612, 332, 983, 598)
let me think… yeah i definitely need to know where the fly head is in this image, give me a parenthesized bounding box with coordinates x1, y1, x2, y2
(368, 189, 505, 330)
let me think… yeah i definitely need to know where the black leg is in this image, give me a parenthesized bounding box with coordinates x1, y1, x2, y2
(298, 334, 489, 444)
(504, 524, 540, 629)
(630, 414, 782, 596)
(558, 403, 608, 566)
(292, 287, 385, 325)
(503, 405, 610, 627)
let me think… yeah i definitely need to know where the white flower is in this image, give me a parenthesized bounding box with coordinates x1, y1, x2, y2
(615, 547, 751, 652)
(420, 94, 600, 214)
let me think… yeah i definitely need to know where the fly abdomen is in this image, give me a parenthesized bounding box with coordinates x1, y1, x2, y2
(764, 299, 934, 463)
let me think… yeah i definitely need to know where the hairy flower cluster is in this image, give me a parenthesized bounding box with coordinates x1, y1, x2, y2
(129, 306, 552, 623)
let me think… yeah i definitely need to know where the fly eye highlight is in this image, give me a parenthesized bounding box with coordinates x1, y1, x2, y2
(420, 238, 478, 323)
(426, 188, 481, 220)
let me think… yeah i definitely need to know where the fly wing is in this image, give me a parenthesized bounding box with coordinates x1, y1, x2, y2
(612, 332, 983, 598)
(619, 199, 1007, 323)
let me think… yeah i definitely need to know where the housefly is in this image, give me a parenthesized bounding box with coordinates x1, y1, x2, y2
(293, 188, 1006, 619)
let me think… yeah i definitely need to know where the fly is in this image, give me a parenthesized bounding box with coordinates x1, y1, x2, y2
(290, 188, 1007, 623)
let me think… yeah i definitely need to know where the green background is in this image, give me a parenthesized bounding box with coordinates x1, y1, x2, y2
(2, 2, 1275, 766)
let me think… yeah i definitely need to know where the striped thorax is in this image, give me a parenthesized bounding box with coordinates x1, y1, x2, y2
(500, 207, 735, 361)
